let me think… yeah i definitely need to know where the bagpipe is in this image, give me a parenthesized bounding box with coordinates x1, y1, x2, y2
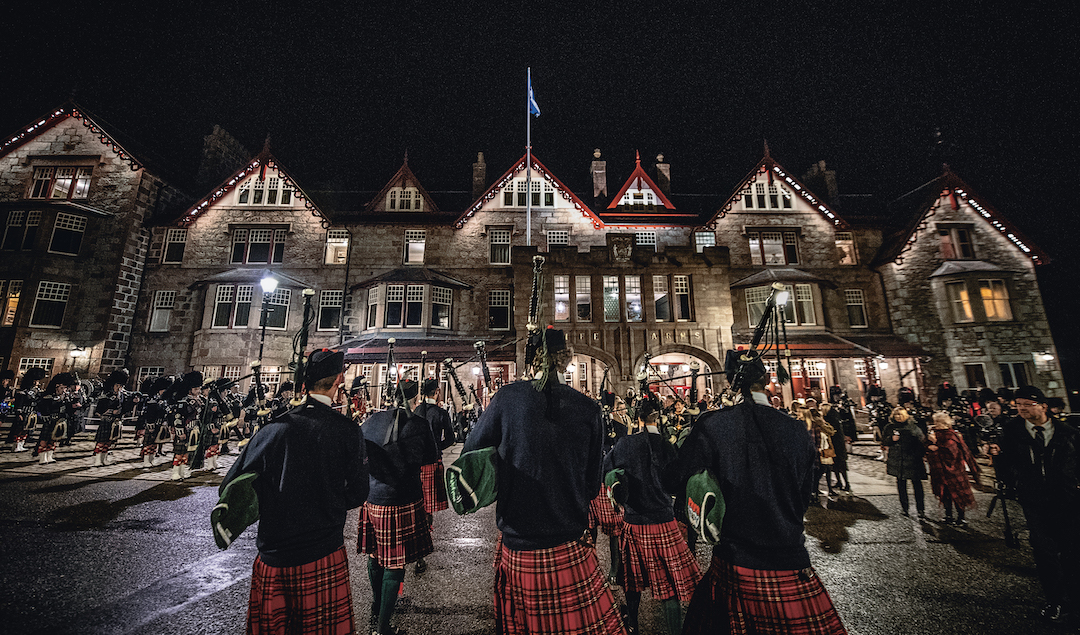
(443, 356, 477, 442)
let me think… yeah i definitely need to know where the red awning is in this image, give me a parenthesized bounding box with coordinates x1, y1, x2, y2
(734, 332, 929, 359)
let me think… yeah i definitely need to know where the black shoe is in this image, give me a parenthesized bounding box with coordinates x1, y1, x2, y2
(900, 509, 909, 517)
(413, 558, 427, 576)
(917, 510, 926, 519)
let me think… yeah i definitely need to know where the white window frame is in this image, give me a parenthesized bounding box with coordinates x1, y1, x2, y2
(635, 231, 657, 251)
(488, 290, 511, 331)
(603, 275, 620, 322)
(262, 288, 291, 330)
(231, 227, 286, 265)
(387, 186, 422, 211)
(694, 231, 715, 253)
(432, 286, 452, 329)
(835, 231, 857, 265)
(746, 286, 770, 325)
(547, 230, 569, 247)
(237, 176, 292, 206)
(844, 289, 868, 328)
(163, 228, 187, 264)
(945, 281, 974, 323)
(212, 284, 254, 329)
(324, 229, 349, 265)
(385, 285, 405, 328)
(318, 289, 343, 331)
(29, 281, 70, 328)
(150, 290, 176, 332)
(404, 229, 426, 265)
(19, 357, 53, 377)
(137, 367, 166, 385)
(3, 211, 41, 251)
(405, 285, 425, 327)
(48, 212, 87, 256)
(489, 228, 511, 265)
(554, 275, 570, 323)
(367, 286, 380, 329)
(653, 275, 670, 322)
(673, 275, 692, 321)
(576, 276, 592, 322)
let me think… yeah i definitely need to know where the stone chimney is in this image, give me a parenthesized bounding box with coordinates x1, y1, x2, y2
(802, 160, 839, 205)
(196, 125, 250, 192)
(655, 152, 671, 196)
(472, 152, 487, 201)
(591, 149, 607, 199)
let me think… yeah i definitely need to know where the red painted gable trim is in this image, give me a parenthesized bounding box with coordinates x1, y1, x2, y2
(1, 103, 143, 172)
(606, 154, 676, 210)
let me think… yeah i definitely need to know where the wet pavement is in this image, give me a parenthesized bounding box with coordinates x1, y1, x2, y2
(0, 434, 1065, 634)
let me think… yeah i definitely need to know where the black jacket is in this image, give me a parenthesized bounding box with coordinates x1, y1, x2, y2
(996, 416, 1080, 510)
(362, 407, 439, 506)
(885, 420, 927, 480)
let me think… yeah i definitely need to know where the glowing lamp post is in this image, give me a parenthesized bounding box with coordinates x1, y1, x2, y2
(258, 272, 279, 363)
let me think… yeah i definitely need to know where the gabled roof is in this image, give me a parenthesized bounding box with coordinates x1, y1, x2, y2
(175, 141, 330, 228)
(703, 147, 850, 230)
(454, 153, 603, 229)
(872, 165, 1049, 266)
(730, 267, 838, 289)
(351, 267, 472, 291)
(190, 268, 314, 290)
(361, 159, 444, 215)
(606, 151, 676, 211)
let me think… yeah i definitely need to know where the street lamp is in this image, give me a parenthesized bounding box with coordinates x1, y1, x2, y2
(258, 272, 278, 363)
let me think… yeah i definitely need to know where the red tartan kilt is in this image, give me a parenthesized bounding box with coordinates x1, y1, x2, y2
(247, 545, 355, 635)
(421, 461, 449, 514)
(587, 489, 624, 537)
(619, 519, 701, 601)
(493, 536, 624, 635)
(683, 554, 847, 635)
(358, 499, 433, 569)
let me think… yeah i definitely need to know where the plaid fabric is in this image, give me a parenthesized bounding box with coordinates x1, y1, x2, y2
(358, 499, 433, 569)
(493, 536, 625, 635)
(926, 429, 977, 511)
(93, 442, 113, 454)
(36, 440, 56, 453)
(140, 443, 157, 457)
(172, 453, 189, 466)
(420, 461, 449, 514)
(683, 554, 847, 635)
(206, 444, 221, 459)
(619, 519, 701, 601)
(247, 545, 355, 635)
(587, 489, 624, 537)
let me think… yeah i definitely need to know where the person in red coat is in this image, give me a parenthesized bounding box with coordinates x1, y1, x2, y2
(926, 411, 979, 526)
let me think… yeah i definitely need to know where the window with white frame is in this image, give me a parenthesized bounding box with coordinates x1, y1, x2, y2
(212, 284, 253, 328)
(746, 286, 771, 325)
(29, 281, 70, 328)
(489, 228, 511, 265)
(979, 279, 1012, 321)
(488, 290, 511, 330)
(780, 284, 815, 325)
(3, 211, 41, 251)
(237, 176, 292, 206)
(835, 231, 857, 265)
(318, 289, 343, 331)
(432, 286, 451, 329)
(262, 288, 291, 330)
(576, 276, 591, 322)
(406, 285, 424, 327)
(805, 360, 826, 378)
(19, 357, 53, 377)
(748, 230, 799, 265)
(367, 287, 380, 329)
(547, 230, 569, 247)
(49, 212, 86, 256)
(945, 281, 974, 323)
(674, 275, 692, 321)
(324, 229, 349, 265)
(743, 182, 792, 209)
(223, 365, 242, 383)
(404, 230, 426, 264)
(845, 289, 868, 328)
(625, 275, 643, 322)
(603, 276, 620, 322)
(653, 275, 670, 322)
(163, 228, 187, 263)
(387, 187, 423, 211)
(137, 367, 166, 385)
(938, 226, 975, 259)
(694, 231, 715, 253)
(502, 179, 555, 207)
(261, 366, 282, 395)
(150, 290, 175, 332)
(635, 232, 657, 251)
(554, 275, 570, 322)
(27, 166, 92, 200)
(231, 228, 286, 264)
(2, 280, 21, 326)
(1000, 362, 1028, 389)
(385, 285, 405, 327)
(854, 359, 867, 377)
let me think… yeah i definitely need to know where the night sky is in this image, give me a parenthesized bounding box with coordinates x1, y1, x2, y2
(3, 2, 1077, 395)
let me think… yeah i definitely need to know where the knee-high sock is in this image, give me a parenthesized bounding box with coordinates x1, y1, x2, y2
(379, 567, 406, 634)
(368, 556, 385, 610)
(607, 534, 620, 578)
(662, 598, 682, 635)
(625, 591, 641, 631)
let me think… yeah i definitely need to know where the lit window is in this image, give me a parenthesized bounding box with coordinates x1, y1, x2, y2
(404, 230, 426, 264)
(262, 288, 291, 330)
(782, 284, 815, 326)
(19, 357, 54, 377)
(547, 230, 569, 247)
(674, 275, 692, 321)
(945, 281, 974, 323)
(163, 228, 187, 263)
(149, 290, 175, 332)
(835, 232, 857, 265)
(748, 230, 799, 265)
(387, 187, 422, 211)
(385, 285, 405, 327)
(406, 285, 424, 327)
(212, 284, 253, 328)
(746, 286, 770, 325)
(3, 211, 41, 251)
(625, 276, 642, 322)
(237, 176, 292, 206)
(489, 228, 511, 265)
(845, 289, 868, 328)
(694, 232, 715, 253)
(854, 359, 867, 377)
(488, 290, 511, 330)
(325, 229, 349, 265)
(554, 275, 570, 322)
(231, 228, 286, 264)
(49, 212, 86, 256)
(938, 227, 975, 259)
(576, 276, 592, 322)
(27, 167, 92, 200)
(805, 360, 826, 378)
(603, 276, 620, 322)
(636, 232, 657, 251)
(432, 286, 452, 329)
(979, 279, 1012, 321)
(29, 281, 70, 328)
(137, 367, 166, 385)
(318, 290, 343, 331)
(653, 275, 670, 322)
(2, 280, 22, 326)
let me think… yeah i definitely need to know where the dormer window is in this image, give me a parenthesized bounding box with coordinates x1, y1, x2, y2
(237, 177, 292, 206)
(743, 182, 792, 210)
(388, 187, 422, 211)
(28, 167, 92, 200)
(501, 179, 555, 208)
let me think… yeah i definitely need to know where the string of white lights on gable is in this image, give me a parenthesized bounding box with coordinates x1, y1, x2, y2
(715, 164, 849, 230)
(2, 107, 142, 171)
(179, 158, 327, 228)
(455, 159, 602, 230)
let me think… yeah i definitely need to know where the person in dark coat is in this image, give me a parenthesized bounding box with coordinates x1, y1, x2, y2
(884, 407, 927, 518)
(821, 402, 852, 492)
(222, 349, 369, 635)
(33, 373, 76, 463)
(990, 385, 1080, 624)
(8, 368, 46, 452)
(411, 377, 456, 575)
(464, 326, 624, 635)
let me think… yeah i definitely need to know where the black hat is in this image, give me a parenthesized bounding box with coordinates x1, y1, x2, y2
(867, 384, 885, 399)
(398, 379, 419, 400)
(637, 399, 660, 423)
(1046, 397, 1066, 411)
(20, 367, 47, 388)
(278, 381, 294, 394)
(304, 349, 343, 386)
(724, 349, 767, 388)
(526, 326, 567, 365)
(45, 372, 76, 393)
(139, 377, 157, 393)
(937, 381, 959, 404)
(150, 376, 172, 394)
(106, 369, 129, 389)
(1014, 385, 1045, 403)
(421, 378, 439, 396)
(349, 375, 367, 395)
(996, 387, 1015, 401)
(0, 369, 14, 381)
(180, 370, 204, 392)
(897, 386, 915, 404)
(601, 391, 617, 409)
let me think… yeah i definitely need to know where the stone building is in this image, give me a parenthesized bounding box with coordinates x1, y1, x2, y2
(0, 103, 188, 380)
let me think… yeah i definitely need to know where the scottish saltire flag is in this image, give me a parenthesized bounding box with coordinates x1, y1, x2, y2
(528, 74, 541, 117)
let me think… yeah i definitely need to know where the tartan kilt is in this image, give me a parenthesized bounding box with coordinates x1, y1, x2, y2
(95, 417, 117, 444)
(420, 461, 449, 514)
(358, 499, 433, 569)
(587, 489, 624, 537)
(247, 545, 355, 635)
(683, 554, 847, 635)
(493, 536, 625, 635)
(619, 519, 701, 601)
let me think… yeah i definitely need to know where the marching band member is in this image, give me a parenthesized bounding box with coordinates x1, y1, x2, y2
(8, 368, 46, 452)
(34, 373, 78, 464)
(169, 371, 204, 480)
(140, 376, 172, 468)
(92, 370, 129, 466)
(412, 378, 456, 575)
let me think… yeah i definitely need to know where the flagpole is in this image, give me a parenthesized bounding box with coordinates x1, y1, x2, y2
(526, 67, 532, 247)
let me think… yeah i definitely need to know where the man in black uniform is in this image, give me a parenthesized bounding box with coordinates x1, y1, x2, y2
(413, 378, 456, 574)
(222, 349, 369, 634)
(8, 368, 46, 452)
(991, 385, 1080, 624)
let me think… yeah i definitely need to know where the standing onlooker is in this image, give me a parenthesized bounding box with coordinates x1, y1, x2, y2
(464, 327, 624, 635)
(801, 403, 837, 499)
(884, 407, 927, 518)
(821, 402, 852, 492)
(991, 386, 1080, 624)
(221, 349, 369, 634)
(925, 412, 978, 526)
